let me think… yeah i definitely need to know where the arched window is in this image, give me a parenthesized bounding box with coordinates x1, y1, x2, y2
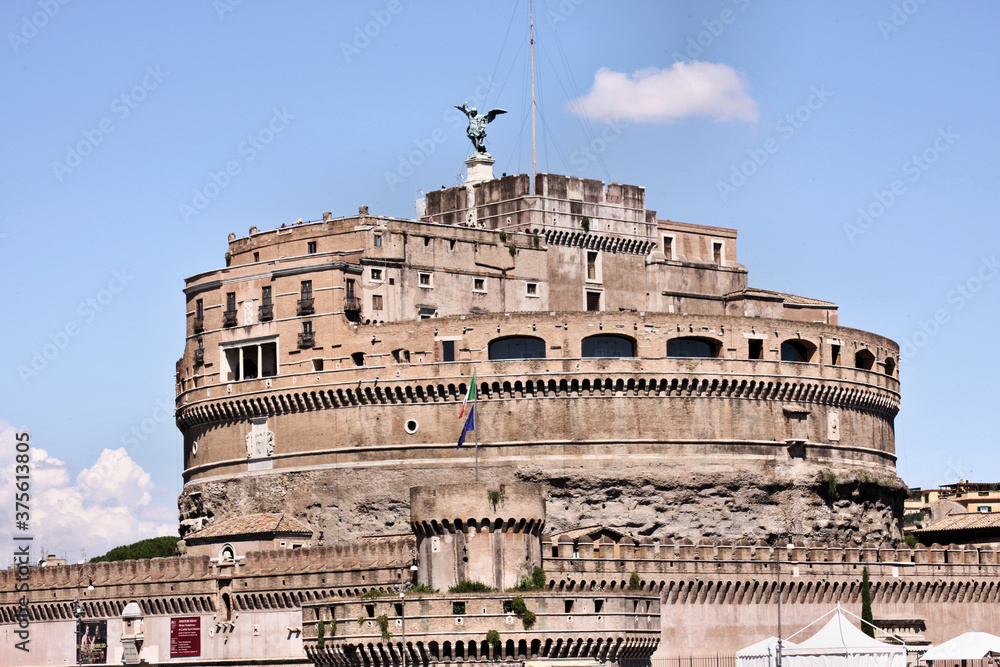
(488, 336, 546, 360)
(884, 357, 896, 377)
(780, 340, 817, 363)
(581, 334, 636, 358)
(855, 349, 875, 370)
(666, 337, 720, 358)
(221, 545, 235, 562)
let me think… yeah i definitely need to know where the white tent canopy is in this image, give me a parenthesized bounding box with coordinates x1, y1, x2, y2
(920, 632, 1000, 661)
(737, 636, 798, 667)
(782, 609, 907, 667)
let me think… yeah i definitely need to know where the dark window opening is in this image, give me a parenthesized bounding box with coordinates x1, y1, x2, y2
(831, 344, 842, 366)
(351, 352, 365, 367)
(449, 239, 456, 250)
(423, 236, 431, 247)
(663, 236, 673, 260)
(748, 339, 763, 360)
(780, 340, 816, 363)
(527, 282, 538, 295)
(564, 600, 574, 614)
(488, 336, 546, 360)
(298, 281, 314, 315)
(307, 241, 317, 254)
(253, 251, 259, 262)
(442, 340, 455, 362)
(713, 242, 723, 265)
(587, 251, 597, 280)
(594, 599, 604, 613)
(582, 334, 635, 358)
(586, 291, 601, 312)
(452, 601, 465, 615)
(884, 357, 896, 377)
(667, 337, 720, 358)
(855, 349, 876, 370)
(373, 234, 382, 248)
(312, 358, 323, 372)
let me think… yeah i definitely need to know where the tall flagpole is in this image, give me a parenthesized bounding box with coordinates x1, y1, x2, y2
(530, 0, 537, 180)
(473, 364, 479, 482)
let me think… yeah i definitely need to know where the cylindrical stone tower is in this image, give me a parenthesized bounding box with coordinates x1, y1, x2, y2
(410, 483, 545, 591)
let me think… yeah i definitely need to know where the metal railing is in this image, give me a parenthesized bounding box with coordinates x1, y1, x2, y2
(222, 309, 238, 327)
(297, 297, 315, 315)
(258, 303, 274, 321)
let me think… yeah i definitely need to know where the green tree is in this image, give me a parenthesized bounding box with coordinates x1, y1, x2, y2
(317, 620, 325, 649)
(89, 536, 179, 563)
(861, 566, 875, 638)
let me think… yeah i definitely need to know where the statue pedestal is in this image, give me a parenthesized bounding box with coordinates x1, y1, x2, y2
(465, 154, 495, 185)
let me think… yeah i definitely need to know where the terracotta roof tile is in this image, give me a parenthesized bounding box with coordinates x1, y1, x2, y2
(915, 512, 1000, 533)
(187, 513, 313, 540)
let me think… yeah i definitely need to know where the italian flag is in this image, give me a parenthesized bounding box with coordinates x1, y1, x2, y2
(460, 372, 476, 418)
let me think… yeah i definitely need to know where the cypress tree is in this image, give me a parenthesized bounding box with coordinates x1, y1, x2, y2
(861, 566, 875, 638)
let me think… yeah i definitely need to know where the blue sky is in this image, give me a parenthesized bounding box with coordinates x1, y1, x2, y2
(2, 1, 998, 558)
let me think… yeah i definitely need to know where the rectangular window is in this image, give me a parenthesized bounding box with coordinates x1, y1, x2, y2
(222, 338, 278, 381)
(196, 299, 204, 319)
(473, 278, 486, 292)
(346, 278, 356, 298)
(831, 344, 842, 366)
(586, 291, 601, 312)
(564, 600, 574, 614)
(587, 251, 597, 281)
(303, 321, 313, 333)
(227, 292, 236, 310)
(423, 236, 431, 247)
(373, 234, 382, 247)
(224, 292, 237, 327)
(419, 272, 432, 287)
(663, 236, 673, 260)
(301, 281, 312, 298)
(372, 294, 383, 310)
(253, 251, 260, 262)
(298, 281, 315, 315)
(261, 286, 272, 305)
(371, 268, 382, 281)
(594, 599, 604, 613)
(980, 506, 993, 513)
(442, 340, 455, 362)
(748, 339, 763, 360)
(526, 282, 538, 296)
(713, 242, 723, 266)
(307, 241, 317, 254)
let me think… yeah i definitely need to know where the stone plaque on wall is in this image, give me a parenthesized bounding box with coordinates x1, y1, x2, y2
(828, 412, 840, 441)
(246, 417, 274, 470)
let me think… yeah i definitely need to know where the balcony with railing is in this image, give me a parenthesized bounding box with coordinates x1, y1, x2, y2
(193, 348, 205, 366)
(298, 331, 315, 349)
(258, 303, 274, 321)
(297, 297, 315, 316)
(343, 296, 361, 312)
(222, 309, 238, 327)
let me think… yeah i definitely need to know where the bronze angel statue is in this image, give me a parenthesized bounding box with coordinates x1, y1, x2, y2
(455, 103, 506, 156)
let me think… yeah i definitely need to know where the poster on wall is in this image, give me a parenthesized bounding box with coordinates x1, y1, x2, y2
(170, 616, 202, 658)
(77, 620, 108, 664)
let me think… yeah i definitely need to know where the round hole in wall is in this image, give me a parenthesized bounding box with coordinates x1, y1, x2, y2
(404, 420, 418, 434)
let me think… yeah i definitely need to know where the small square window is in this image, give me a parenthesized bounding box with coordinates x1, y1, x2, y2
(307, 241, 317, 254)
(526, 282, 538, 296)
(419, 272, 432, 287)
(372, 294, 383, 310)
(374, 234, 382, 247)
(371, 268, 383, 281)
(312, 359, 324, 372)
(473, 278, 486, 292)
(253, 252, 260, 262)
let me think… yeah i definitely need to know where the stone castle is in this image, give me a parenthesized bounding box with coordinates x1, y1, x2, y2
(6, 166, 990, 667)
(176, 170, 902, 548)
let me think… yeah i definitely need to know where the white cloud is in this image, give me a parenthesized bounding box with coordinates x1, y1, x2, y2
(0, 421, 176, 564)
(568, 61, 759, 123)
